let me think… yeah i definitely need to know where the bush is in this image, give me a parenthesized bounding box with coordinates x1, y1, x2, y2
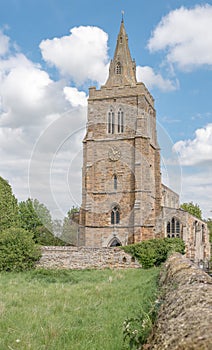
(0, 227, 41, 271)
(122, 238, 185, 269)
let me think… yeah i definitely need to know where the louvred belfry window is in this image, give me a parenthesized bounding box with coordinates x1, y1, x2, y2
(116, 62, 122, 74)
(108, 108, 114, 134)
(118, 108, 124, 133)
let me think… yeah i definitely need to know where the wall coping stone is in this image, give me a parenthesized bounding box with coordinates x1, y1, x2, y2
(147, 253, 212, 349)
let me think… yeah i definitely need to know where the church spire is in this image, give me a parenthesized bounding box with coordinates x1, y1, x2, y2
(104, 18, 137, 87)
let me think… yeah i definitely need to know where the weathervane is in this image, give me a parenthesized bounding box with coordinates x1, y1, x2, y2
(121, 10, 124, 22)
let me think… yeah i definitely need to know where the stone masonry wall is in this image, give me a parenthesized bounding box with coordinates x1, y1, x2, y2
(37, 246, 140, 270)
(147, 253, 212, 349)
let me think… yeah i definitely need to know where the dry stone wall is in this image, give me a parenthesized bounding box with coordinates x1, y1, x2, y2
(148, 253, 212, 350)
(37, 246, 140, 270)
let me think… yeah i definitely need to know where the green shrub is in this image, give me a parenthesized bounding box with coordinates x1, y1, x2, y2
(122, 238, 185, 269)
(0, 227, 41, 271)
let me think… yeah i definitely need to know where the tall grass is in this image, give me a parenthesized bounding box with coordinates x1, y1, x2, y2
(0, 268, 159, 349)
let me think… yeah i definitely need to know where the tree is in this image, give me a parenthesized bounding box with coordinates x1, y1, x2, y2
(18, 198, 53, 233)
(18, 198, 64, 245)
(180, 202, 202, 220)
(206, 219, 212, 243)
(52, 219, 63, 237)
(33, 225, 65, 246)
(18, 198, 44, 233)
(33, 199, 53, 231)
(0, 176, 19, 232)
(0, 227, 41, 271)
(60, 207, 79, 245)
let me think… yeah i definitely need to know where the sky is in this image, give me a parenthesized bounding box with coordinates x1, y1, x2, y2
(0, 0, 211, 220)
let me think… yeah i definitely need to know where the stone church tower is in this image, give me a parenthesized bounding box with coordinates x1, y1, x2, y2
(79, 19, 161, 247)
(78, 19, 210, 264)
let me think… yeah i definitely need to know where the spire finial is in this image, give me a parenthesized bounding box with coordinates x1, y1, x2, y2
(121, 10, 124, 22)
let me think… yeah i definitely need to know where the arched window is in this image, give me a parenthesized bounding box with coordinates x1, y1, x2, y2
(118, 108, 124, 133)
(116, 62, 122, 74)
(176, 220, 180, 235)
(171, 218, 175, 235)
(113, 174, 117, 190)
(111, 206, 120, 225)
(202, 224, 205, 244)
(167, 221, 170, 238)
(108, 108, 114, 134)
(167, 217, 181, 238)
(194, 221, 198, 246)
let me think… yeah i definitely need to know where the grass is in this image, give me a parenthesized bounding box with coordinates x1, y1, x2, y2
(0, 268, 160, 350)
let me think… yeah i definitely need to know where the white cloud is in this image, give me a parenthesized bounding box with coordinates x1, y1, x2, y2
(173, 124, 212, 165)
(40, 26, 109, 85)
(28, 107, 86, 218)
(63, 87, 87, 107)
(0, 31, 10, 56)
(0, 51, 89, 129)
(0, 32, 89, 218)
(1, 64, 51, 115)
(179, 171, 212, 219)
(136, 65, 178, 91)
(148, 4, 212, 70)
(0, 54, 52, 127)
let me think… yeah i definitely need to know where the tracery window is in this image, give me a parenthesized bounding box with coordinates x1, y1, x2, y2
(108, 108, 115, 134)
(111, 206, 120, 225)
(166, 217, 180, 238)
(118, 108, 124, 133)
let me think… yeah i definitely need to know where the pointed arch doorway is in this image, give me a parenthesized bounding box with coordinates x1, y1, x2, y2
(108, 238, 122, 247)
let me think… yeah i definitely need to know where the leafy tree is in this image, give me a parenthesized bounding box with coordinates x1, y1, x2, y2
(18, 198, 43, 232)
(52, 219, 63, 237)
(0, 227, 41, 271)
(33, 225, 65, 246)
(18, 198, 64, 245)
(206, 219, 212, 243)
(33, 199, 53, 231)
(180, 202, 202, 220)
(60, 206, 79, 245)
(19, 198, 52, 232)
(69, 206, 79, 215)
(0, 176, 19, 232)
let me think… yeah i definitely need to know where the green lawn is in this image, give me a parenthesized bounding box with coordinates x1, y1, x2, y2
(0, 268, 159, 350)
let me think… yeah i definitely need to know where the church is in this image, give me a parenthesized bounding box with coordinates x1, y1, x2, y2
(78, 19, 210, 264)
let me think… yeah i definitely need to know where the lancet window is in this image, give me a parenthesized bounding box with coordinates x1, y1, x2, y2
(111, 206, 120, 225)
(108, 108, 115, 134)
(118, 108, 124, 133)
(113, 175, 117, 190)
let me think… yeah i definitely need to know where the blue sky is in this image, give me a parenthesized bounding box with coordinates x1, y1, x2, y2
(0, 0, 211, 219)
